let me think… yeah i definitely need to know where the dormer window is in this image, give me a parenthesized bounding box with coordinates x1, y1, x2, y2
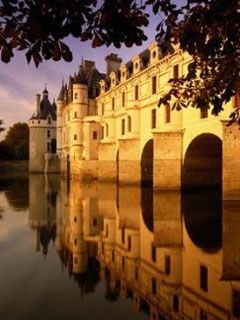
(100, 79, 106, 94)
(152, 51, 157, 59)
(48, 117, 51, 124)
(135, 62, 138, 69)
(74, 93, 78, 99)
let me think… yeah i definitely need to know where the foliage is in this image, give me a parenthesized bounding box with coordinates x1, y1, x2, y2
(0, 119, 4, 132)
(0, 122, 29, 160)
(0, 0, 240, 117)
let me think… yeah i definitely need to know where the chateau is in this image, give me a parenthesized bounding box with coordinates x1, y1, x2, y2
(28, 42, 240, 201)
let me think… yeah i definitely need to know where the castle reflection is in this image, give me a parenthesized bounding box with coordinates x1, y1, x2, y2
(28, 175, 240, 320)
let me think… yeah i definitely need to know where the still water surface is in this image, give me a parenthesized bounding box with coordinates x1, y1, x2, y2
(0, 175, 240, 320)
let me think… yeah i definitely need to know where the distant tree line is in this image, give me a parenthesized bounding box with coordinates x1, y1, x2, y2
(0, 122, 29, 160)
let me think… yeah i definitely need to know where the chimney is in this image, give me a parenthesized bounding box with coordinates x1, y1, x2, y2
(35, 94, 41, 115)
(105, 53, 122, 79)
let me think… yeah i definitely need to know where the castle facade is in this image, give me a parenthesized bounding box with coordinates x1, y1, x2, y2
(28, 42, 240, 201)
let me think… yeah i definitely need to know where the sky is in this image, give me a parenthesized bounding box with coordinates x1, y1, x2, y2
(0, 1, 185, 140)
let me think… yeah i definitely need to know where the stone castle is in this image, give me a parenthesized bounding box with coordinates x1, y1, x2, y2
(28, 42, 240, 201)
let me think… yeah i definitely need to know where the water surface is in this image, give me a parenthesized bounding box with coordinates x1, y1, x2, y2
(0, 174, 240, 320)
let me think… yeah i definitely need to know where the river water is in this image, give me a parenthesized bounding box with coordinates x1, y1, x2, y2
(0, 174, 240, 320)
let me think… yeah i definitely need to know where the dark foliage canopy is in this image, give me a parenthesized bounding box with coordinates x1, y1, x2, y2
(0, 0, 240, 117)
(0, 120, 4, 132)
(0, 122, 29, 160)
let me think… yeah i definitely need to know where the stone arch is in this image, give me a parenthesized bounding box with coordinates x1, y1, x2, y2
(141, 139, 154, 232)
(141, 139, 154, 187)
(183, 133, 222, 189)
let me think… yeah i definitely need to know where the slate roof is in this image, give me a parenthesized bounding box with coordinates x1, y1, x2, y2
(57, 61, 106, 101)
(30, 89, 56, 121)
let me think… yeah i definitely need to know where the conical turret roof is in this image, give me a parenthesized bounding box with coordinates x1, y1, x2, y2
(74, 64, 88, 85)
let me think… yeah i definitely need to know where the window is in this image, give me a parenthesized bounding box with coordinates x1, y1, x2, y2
(112, 97, 115, 110)
(152, 109, 156, 129)
(135, 267, 139, 280)
(165, 255, 171, 275)
(102, 103, 105, 116)
(74, 93, 78, 99)
(74, 257, 78, 264)
(200, 107, 208, 119)
(112, 251, 115, 262)
(102, 243, 104, 254)
(200, 309, 208, 320)
(152, 76, 157, 94)
(105, 224, 109, 237)
(152, 50, 157, 59)
(47, 142, 51, 152)
(74, 111, 77, 118)
(135, 85, 139, 100)
(92, 218, 97, 227)
(128, 116, 132, 132)
(232, 289, 240, 318)
(200, 265, 208, 292)
(173, 64, 179, 79)
(121, 228, 125, 244)
(151, 278, 157, 295)
(101, 126, 104, 139)
(74, 134, 77, 141)
(122, 257, 125, 270)
(93, 131, 98, 140)
(74, 216, 77, 223)
(74, 239, 77, 246)
(128, 236, 132, 251)
(122, 92, 125, 107)
(151, 244, 156, 262)
(173, 295, 179, 313)
(47, 130, 50, 138)
(48, 117, 51, 124)
(106, 123, 109, 137)
(121, 119, 125, 135)
(165, 104, 171, 123)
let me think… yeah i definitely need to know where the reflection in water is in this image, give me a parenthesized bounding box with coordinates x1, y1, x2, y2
(0, 176, 29, 211)
(182, 190, 222, 252)
(1, 175, 240, 319)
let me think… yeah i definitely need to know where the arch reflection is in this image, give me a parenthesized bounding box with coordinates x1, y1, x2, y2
(27, 178, 240, 319)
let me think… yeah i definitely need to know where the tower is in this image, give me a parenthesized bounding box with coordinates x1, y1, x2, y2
(28, 86, 57, 172)
(56, 82, 65, 158)
(71, 63, 88, 162)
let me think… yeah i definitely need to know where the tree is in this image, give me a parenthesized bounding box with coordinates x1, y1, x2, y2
(0, 122, 29, 160)
(0, 119, 4, 133)
(0, 0, 240, 117)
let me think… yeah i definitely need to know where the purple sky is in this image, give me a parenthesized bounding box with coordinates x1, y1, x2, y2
(0, 1, 185, 140)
